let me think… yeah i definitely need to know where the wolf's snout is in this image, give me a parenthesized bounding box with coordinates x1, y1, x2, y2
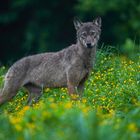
(86, 43, 92, 48)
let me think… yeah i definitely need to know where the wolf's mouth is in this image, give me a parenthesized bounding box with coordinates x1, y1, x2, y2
(86, 43, 92, 49)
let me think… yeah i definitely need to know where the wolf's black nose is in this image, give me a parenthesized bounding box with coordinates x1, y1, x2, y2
(87, 43, 92, 48)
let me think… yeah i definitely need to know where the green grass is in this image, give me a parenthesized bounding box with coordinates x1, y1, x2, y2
(0, 47, 140, 140)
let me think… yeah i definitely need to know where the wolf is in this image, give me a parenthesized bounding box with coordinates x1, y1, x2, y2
(0, 17, 101, 105)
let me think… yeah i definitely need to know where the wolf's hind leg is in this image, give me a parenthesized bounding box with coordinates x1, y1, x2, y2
(24, 83, 42, 106)
(0, 82, 19, 105)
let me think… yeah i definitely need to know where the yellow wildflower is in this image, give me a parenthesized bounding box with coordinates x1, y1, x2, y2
(15, 124, 22, 131)
(50, 103, 57, 109)
(128, 123, 138, 132)
(81, 98, 87, 103)
(61, 95, 65, 99)
(9, 116, 21, 124)
(48, 97, 54, 102)
(27, 123, 35, 129)
(70, 94, 79, 100)
(82, 107, 90, 115)
(45, 88, 50, 92)
(42, 111, 52, 118)
(65, 102, 72, 109)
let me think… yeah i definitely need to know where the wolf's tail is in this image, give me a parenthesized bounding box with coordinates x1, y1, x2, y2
(0, 88, 2, 96)
(0, 89, 1, 93)
(0, 88, 3, 105)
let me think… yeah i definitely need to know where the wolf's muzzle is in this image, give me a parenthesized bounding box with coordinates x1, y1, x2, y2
(86, 43, 92, 49)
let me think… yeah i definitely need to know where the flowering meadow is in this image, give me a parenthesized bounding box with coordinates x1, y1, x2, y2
(0, 47, 139, 140)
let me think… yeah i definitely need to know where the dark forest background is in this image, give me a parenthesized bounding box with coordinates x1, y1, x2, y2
(0, 0, 140, 65)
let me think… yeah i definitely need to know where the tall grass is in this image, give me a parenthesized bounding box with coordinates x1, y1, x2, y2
(0, 45, 139, 140)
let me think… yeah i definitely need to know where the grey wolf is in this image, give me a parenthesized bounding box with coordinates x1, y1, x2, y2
(0, 17, 101, 105)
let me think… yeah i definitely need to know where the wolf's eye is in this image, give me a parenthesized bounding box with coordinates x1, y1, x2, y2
(90, 30, 96, 36)
(81, 32, 87, 37)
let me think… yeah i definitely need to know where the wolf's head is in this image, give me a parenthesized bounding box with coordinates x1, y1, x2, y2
(74, 17, 101, 49)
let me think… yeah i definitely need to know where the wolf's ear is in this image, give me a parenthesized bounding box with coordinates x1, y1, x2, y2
(93, 17, 102, 28)
(73, 17, 83, 30)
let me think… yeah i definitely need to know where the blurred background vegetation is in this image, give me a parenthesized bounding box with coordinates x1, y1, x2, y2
(0, 0, 140, 65)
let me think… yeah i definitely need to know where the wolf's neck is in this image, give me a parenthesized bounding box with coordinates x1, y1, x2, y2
(76, 41, 97, 69)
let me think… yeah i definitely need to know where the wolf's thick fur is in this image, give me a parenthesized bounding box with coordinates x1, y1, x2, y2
(0, 17, 101, 105)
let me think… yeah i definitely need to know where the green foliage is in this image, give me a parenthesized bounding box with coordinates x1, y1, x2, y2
(120, 38, 140, 60)
(0, 47, 139, 140)
(0, 0, 140, 64)
(0, 0, 76, 64)
(76, 0, 140, 44)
